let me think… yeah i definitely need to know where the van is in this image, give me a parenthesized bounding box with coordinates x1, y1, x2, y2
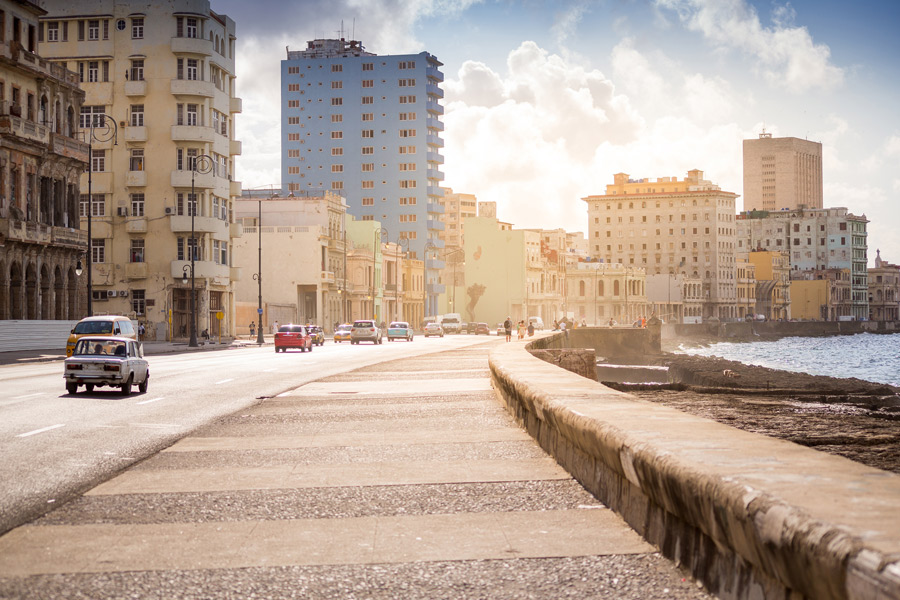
(527, 316, 544, 330)
(66, 315, 137, 357)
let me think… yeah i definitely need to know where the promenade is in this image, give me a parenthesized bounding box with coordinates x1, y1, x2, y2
(0, 339, 710, 598)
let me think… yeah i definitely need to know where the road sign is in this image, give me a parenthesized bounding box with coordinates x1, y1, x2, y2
(216, 311, 224, 320)
(257, 308, 263, 314)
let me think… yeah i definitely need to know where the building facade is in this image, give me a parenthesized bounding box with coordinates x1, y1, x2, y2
(39, 0, 243, 340)
(280, 38, 445, 317)
(0, 0, 88, 321)
(868, 250, 899, 322)
(583, 170, 738, 320)
(748, 251, 791, 320)
(565, 261, 648, 326)
(743, 133, 823, 211)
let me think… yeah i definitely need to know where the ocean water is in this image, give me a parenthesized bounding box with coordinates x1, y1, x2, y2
(676, 332, 900, 387)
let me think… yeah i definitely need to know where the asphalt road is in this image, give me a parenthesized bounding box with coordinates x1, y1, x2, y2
(0, 334, 492, 535)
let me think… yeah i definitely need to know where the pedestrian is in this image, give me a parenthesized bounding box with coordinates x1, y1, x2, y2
(559, 320, 568, 343)
(249, 321, 256, 339)
(138, 322, 145, 340)
(503, 316, 512, 342)
(272, 320, 279, 334)
(552, 319, 559, 331)
(527, 322, 535, 337)
(517, 320, 525, 340)
(581, 319, 586, 328)
(608, 317, 615, 327)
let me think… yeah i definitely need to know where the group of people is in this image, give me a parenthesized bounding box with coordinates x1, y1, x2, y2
(502, 317, 536, 342)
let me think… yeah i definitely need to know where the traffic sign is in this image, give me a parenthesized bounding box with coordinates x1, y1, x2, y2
(257, 308, 263, 314)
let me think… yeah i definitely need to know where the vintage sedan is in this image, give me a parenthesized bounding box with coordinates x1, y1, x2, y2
(333, 323, 352, 343)
(423, 322, 444, 338)
(308, 325, 325, 346)
(64, 336, 149, 395)
(387, 321, 413, 342)
(274, 324, 313, 352)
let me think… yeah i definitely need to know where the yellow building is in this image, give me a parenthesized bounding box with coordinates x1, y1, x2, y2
(401, 256, 424, 327)
(748, 251, 790, 320)
(39, 1, 243, 341)
(0, 0, 88, 321)
(735, 258, 757, 319)
(790, 279, 829, 320)
(583, 170, 738, 321)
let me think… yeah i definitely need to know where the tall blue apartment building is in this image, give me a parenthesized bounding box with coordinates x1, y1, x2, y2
(281, 39, 446, 317)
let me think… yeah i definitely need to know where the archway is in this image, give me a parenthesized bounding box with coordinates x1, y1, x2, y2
(54, 265, 65, 319)
(40, 263, 51, 319)
(0, 259, 7, 319)
(25, 262, 38, 320)
(9, 262, 23, 319)
(66, 266, 78, 319)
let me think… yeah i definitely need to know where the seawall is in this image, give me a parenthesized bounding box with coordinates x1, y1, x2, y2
(489, 333, 900, 600)
(670, 320, 900, 342)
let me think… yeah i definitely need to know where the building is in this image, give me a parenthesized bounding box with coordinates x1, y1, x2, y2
(735, 207, 868, 319)
(743, 133, 823, 211)
(233, 190, 346, 334)
(790, 279, 829, 320)
(280, 38, 445, 317)
(748, 251, 790, 320)
(868, 250, 899, 322)
(565, 261, 648, 326)
(439, 187, 476, 251)
(734, 258, 756, 320)
(0, 0, 88, 320)
(39, 0, 243, 340)
(583, 170, 739, 320)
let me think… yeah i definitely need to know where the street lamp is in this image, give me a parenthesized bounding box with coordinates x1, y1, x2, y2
(423, 240, 438, 326)
(372, 227, 387, 321)
(445, 248, 464, 315)
(187, 154, 214, 347)
(82, 112, 117, 317)
(252, 198, 265, 344)
(393, 237, 410, 322)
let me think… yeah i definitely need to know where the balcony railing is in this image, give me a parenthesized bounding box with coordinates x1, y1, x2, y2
(0, 114, 50, 145)
(169, 214, 229, 235)
(50, 133, 89, 163)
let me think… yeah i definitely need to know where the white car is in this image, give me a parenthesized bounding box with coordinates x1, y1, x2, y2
(64, 336, 149, 395)
(423, 322, 444, 338)
(351, 319, 383, 344)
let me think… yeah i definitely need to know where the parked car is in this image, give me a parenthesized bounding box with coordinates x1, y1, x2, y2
(66, 315, 137, 357)
(64, 336, 148, 395)
(351, 319, 383, 344)
(496, 323, 505, 336)
(333, 323, 352, 343)
(387, 321, 414, 342)
(308, 325, 325, 346)
(474, 322, 491, 335)
(274, 324, 313, 352)
(424, 322, 444, 338)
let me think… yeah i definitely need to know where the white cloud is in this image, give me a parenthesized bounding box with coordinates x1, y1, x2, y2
(654, 0, 844, 93)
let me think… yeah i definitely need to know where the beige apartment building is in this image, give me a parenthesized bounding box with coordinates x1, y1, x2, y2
(439, 186, 476, 252)
(743, 133, 823, 212)
(748, 251, 791, 320)
(565, 261, 648, 325)
(868, 250, 899, 322)
(0, 0, 89, 322)
(583, 170, 739, 320)
(38, 0, 242, 341)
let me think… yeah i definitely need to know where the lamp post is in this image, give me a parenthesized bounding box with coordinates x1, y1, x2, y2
(393, 237, 409, 322)
(372, 227, 387, 321)
(445, 248, 464, 315)
(82, 112, 117, 317)
(252, 198, 265, 344)
(423, 240, 438, 326)
(186, 154, 214, 347)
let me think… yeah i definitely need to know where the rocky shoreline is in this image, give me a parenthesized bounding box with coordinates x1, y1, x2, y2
(615, 353, 900, 474)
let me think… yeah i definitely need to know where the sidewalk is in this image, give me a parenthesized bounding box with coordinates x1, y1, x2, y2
(0, 339, 710, 598)
(0, 336, 273, 367)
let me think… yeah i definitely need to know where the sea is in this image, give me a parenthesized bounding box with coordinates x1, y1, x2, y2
(676, 332, 900, 387)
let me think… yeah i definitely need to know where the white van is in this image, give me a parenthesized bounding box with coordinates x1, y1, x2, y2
(527, 316, 544, 330)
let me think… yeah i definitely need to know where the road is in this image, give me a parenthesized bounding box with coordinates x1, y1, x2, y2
(0, 334, 493, 535)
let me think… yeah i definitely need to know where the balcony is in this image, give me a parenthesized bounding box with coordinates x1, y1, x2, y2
(171, 124, 214, 142)
(230, 222, 243, 238)
(170, 260, 231, 283)
(321, 271, 335, 284)
(426, 258, 445, 270)
(426, 99, 444, 115)
(230, 266, 242, 281)
(125, 263, 149, 279)
(426, 82, 444, 99)
(427, 151, 444, 164)
(230, 180, 242, 197)
(50, 133, 89, 163)
(230, 139, 242, 156)
(427, 168, 445, 182)
(230, 97, 242, 114)
(126, 218, 147, 233)
(124, 80, 147, 96)
(51, 226, 88, 249)
(125, 171, 147, 187)
(427, 133, 444, 148)
(169, 214, 228, 235)
(426, 65, 444, 83)
(171, 79, 215, 98)
(123, 126, 147, 142)
(426, 202, 445, 215)
(0, 114, 50, 145)
(427, 219, 445, 231)
(427, 283, 445, 295)
(426, 186, 444, 198)
(171, 170, 215, 189)
(426, 117, 444, 131)
(171, 36, 212, 56)
(2, 218, 52, 245)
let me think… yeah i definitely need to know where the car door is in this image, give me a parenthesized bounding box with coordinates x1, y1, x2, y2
(130, 341, 148, 381)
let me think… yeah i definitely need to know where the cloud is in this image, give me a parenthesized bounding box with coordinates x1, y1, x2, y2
(551, 1, 590, 46)
(654, 0, 844, 93)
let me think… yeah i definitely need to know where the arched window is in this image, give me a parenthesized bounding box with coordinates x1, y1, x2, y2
(579, 280, 585, 297)
(598, 280, 604, 296)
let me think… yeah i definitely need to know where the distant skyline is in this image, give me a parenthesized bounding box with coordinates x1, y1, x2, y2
(214, 0, 900, 265)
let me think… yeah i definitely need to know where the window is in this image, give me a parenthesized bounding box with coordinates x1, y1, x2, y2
(87, 61, 100, 82)
(88, 20, 100, 40)
(186, 58, 198, 80)
(288, 66, 299, 74)
(91, 149, 105, 172)
(362, 96, 373, 104)
(399, 129, 416, 138)
(362, 146, 374, 155)
(331, 164, 343, 173)
(331, 64, 342, 72)
(176, 147, 198, 170)
(288, 83, 300, 91)
(185, 17, 198, 38)
(186, 103, 198, 126)
(91, 238, 105, 263)
(399, 163, 416, 171)
(330, 97, 342, 106)
(130, 104, 144, 126)
(132, 17, 143, 39)
(330, 148, 343, 156)
(330, 131, 342, 139)
(330, 114, 343, 123)
(177, 192, 198, 216)
(362, 181, 374, 189)
(287, 100, 299, 108)
(362, 113, 373, 121)
(398, 78, 416, 87)
(47, 21, 59, 42)
(331, 81, 342, 89)
(399, 180, 417, 189)
(79, 194, 105, 217)
(362, 163, 374, 172)
(131, 193, 145, 217)
(399, 112, 416, 120)
(129, 148, 144, 171)
(362, 80, 373, 88)
(130, 59, 144, 81)
(362, 197, 374, 206)
(399, 95, 416, 103)
(361, 130, 374, 138)
(362, 63, 373, 71)
(399, 60, 416, 69)
(130, 238, 145, 263)
(80, 106, 106, 129)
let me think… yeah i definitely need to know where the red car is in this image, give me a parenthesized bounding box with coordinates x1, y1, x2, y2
(274, 324, 313, 352)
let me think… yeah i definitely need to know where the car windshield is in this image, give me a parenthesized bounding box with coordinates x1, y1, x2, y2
(337, 324, 351, 330)
(73, 320, 113, 334)
(277, 325, 293, 333)
(353, 321, 373, 327)
(390, 322, 407, 328)
(74, 339, 126, 356)
(289, 325, 306, 333)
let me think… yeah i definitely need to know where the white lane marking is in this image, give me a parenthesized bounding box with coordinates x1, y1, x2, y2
(17, 424, 65, 438)
(136, 396, 165, 405)
(13, 392, 45, 400)
(215, 378, 234, 385)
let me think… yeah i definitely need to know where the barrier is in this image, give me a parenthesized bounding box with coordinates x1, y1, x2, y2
(489, 333, 900, 600)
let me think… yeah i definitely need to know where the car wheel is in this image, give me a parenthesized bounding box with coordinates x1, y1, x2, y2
(85, 383, 94, 393)
(138, 374, 149, 394)
(66, 382, 78, 395)
(120, 375, 132, 395)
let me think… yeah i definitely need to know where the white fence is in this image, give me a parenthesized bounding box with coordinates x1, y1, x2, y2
(0, 320, 80, 353)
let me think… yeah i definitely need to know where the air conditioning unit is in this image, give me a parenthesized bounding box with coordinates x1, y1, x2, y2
(107, 290, 117, 298)
(165, 207, 174, 215)
(119, 290, 129, 298)
(117, 207, 127, 217)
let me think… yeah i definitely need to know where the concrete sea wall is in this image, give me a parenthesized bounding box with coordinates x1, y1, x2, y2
(489, 333, 900, 600)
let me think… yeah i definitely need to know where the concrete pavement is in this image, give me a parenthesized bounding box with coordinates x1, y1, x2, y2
(0, 339, 710, 598)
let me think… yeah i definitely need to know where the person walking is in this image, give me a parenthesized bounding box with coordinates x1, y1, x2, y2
(249, 321, 256, 339)
(517, 320, 526, 340)
(503, 317, 512, 342)
(138, 322, 145, 341)
(272, 320, 279, 335)
(527, 321, 535, 337)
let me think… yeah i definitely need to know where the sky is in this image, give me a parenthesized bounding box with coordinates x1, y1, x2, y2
(214, 0, 900, 266)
